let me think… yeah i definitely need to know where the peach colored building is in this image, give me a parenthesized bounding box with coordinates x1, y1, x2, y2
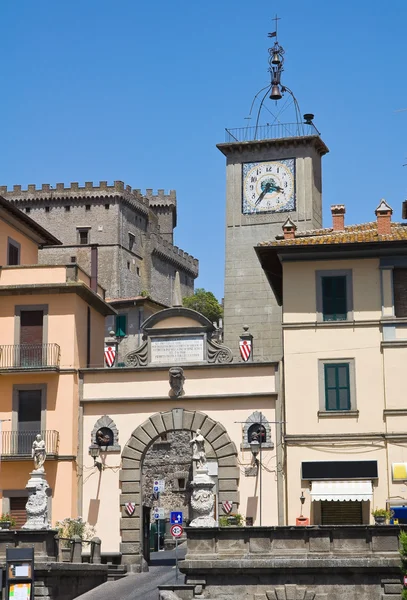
(257, 200, 407, 527)
(80, 307, 279, 570)
(0, 196, 115, 527)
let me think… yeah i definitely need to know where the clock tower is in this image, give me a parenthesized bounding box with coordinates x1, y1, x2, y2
(218, 30, 329, 362)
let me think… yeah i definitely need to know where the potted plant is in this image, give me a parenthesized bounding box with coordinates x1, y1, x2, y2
(0, 514, 16, 530)
(372, 508, 393, 525)
(219, 513, 245, 527)
(56, 517, 96, 562)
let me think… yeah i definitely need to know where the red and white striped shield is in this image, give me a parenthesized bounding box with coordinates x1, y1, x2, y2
(222, 500, 233, 514)
(239, 339, 252, 362)
(125, 502, 136, 516)
(104, 345, 116, 368)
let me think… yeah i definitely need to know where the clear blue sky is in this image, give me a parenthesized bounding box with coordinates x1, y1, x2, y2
(1, 1, 406, 300)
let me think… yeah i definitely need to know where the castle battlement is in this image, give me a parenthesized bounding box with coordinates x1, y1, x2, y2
(0, 181, 150, 214)
(142, 188, 177, 208)
(152, 235, 199, 276)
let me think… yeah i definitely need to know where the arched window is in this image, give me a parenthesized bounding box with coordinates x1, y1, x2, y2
(241, 411, 274, 450)
(91, 415, 120, 452)
(247, 423, 267, 445)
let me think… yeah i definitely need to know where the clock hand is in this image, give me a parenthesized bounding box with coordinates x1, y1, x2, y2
(255, 183, 272, 206)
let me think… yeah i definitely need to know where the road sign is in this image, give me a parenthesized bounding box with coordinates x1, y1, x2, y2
(154, 508, 165, 520)
(170, 524, 183, 538)
(170, 511, 183, 524)
(153, 479, 165, 493)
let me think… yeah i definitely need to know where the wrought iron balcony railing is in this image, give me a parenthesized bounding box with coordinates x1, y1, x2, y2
(224, 122, 320, 143)
(0, 344, 61, 370)
(0, 430, 59, 457)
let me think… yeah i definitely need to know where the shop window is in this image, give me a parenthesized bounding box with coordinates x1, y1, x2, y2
(324, 363, 351, 410)
(115, 314, 127, 337)
(7, 238, 20, 266)
(316, 270, 353, 322)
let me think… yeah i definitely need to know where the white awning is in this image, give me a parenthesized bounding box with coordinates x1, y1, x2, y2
(310, 480, 373, 502)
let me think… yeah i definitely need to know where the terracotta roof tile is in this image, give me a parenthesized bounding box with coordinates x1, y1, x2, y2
(259, 221, 407, 247)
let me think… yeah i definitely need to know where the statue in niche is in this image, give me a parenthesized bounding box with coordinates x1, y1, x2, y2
(32, 434, 46, 472)
(190, 429, 207, 470)
(169, 366, 185, 397)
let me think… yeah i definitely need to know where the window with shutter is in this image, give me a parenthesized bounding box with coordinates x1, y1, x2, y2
(115, 315, 127, 337)
(324, 363, 351, 411)
(322, 276, 347, 321)
(7, 239, 20, 266)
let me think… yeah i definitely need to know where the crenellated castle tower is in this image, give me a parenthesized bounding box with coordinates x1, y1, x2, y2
(1, 181, 198, 305)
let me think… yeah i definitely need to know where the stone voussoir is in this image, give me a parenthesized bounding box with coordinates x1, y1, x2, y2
(200, 417, 217, 438)
(150, 413, 166, 435)
(161, 411, 174, 431)
(206, 423, 227, 444)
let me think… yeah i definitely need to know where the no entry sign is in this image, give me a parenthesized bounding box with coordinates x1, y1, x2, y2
(170, 524, 183, 538)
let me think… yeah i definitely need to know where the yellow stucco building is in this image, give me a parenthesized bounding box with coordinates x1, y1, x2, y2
(257, 200, 407, 526)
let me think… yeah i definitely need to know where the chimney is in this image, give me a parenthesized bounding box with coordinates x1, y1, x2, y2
(90, 244, 98, 293)
(331, 205, 346, 231)
(375, 199, 393, 235)
(282, 216, 297, 240)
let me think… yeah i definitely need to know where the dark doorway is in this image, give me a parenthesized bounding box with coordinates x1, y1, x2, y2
(143, 506, 151, 564)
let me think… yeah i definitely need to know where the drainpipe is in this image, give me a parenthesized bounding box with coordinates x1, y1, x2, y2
(90, 245, 98, 293)
(276, 360, 286, 525)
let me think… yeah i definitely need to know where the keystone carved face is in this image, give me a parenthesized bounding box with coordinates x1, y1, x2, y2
(169, 366, 185, 398)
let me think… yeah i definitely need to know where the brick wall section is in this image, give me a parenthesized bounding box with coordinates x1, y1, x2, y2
(1, 182, 198, 305)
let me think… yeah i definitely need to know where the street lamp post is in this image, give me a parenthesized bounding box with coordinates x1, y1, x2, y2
(250, 433, 262, 525)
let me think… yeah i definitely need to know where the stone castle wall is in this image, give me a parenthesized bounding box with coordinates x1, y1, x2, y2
(1, 182, 198, 305)
(142, 431, 193, 521)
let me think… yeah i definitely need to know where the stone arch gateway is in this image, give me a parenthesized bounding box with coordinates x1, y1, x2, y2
(119, 408, 240, 571)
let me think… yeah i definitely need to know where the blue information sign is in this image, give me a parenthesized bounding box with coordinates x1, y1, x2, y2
(170, 511, 183, 524)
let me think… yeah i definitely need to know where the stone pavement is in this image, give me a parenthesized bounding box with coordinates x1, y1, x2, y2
(74, 545, 187, 600)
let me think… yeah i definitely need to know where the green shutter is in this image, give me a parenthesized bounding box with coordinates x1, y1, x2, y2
(115, 314, 127, 337)
(324, 363, 350, 411)
(322, 276, 347, 321)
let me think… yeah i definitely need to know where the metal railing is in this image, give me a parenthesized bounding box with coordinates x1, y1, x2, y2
(0, 430, 59, 456)
(224, 122, 320, 143)
(0, 344, 61, 370)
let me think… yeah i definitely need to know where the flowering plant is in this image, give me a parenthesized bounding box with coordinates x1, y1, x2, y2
(56, 516, 96, 548)
(0, 513, 16, 526)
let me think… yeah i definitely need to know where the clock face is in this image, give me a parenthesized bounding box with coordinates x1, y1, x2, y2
(242, 158, 295, 215)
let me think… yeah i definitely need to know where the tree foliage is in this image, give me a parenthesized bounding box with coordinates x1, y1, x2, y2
(183, 288, 223, 323)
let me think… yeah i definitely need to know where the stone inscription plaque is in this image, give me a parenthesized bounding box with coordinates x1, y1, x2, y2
(150, 336, 204, 364)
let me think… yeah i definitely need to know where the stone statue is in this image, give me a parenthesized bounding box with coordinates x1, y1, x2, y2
(22, 479, 50, 530)
(32, 434, 46, 472)
(169, 366, 185, 398)
(190, 429, 206, 470)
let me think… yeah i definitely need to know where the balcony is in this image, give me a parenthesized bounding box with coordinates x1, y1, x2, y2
(0, 344, 61, 373)
(0, 430, 59, 459)
(224, 122, 320, 143)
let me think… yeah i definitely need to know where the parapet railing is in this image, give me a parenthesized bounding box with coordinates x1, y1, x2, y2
(0, 430, 59, 456)
(224, 122, 320, 143)
(0, 343, 61, 370)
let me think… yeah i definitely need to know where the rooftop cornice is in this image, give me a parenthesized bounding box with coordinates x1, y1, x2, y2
(217, 135, 329, 157)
